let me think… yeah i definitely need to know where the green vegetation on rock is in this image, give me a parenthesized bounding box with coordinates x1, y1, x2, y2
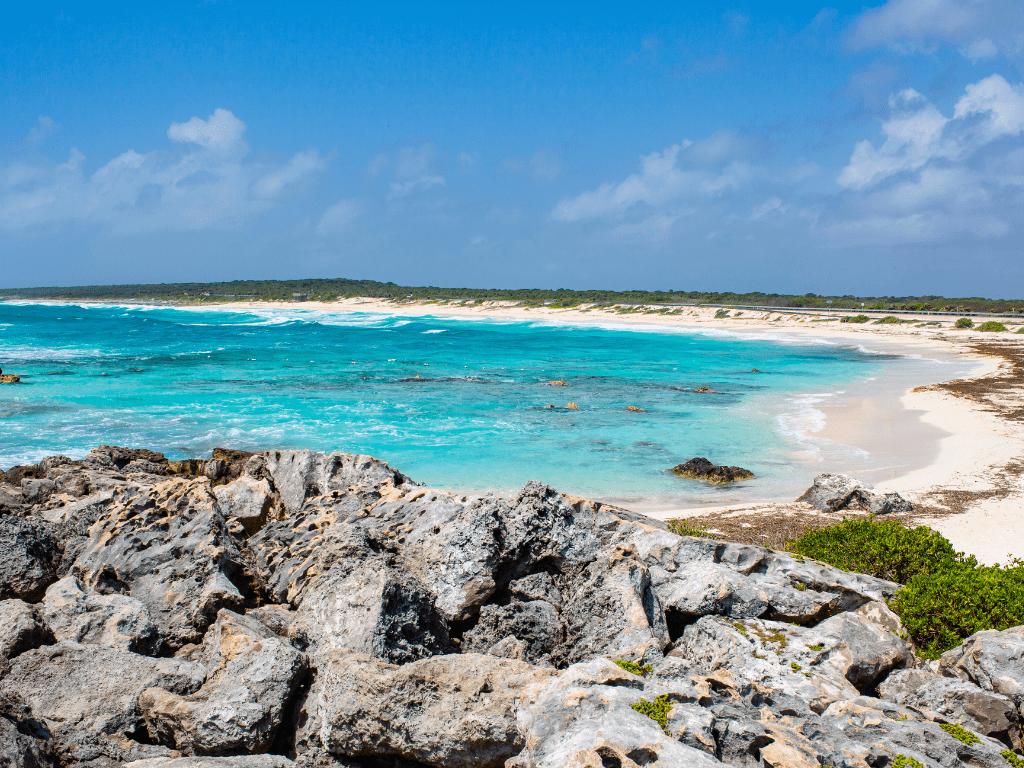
(893, 755, 924, 768)
(788, 518, 1024, 659)
(630, 695, 673, 733)
(613, 659, 653, 678)
(1002, 749, 1024, 767)
(786, 518, 964, 584)
(940, 723, 981, 745)
(666, 520, 710, 538)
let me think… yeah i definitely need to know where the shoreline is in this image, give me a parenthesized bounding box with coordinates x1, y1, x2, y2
(8, 297, 1024, 562)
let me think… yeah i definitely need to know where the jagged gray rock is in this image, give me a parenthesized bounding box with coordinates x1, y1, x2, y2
(462, 600, 561, 665)
(212, 476, 278, 534)
(0, 600, 52, 659)
(71, 478, 246, 649)
(798, 472, 913, 515)
(0, 641, 205, 765)
(124, 758, 297, 768)
(41, 575, 160, 654)
(0, 688, 55, 768)
(941, 625, 1024, 711)
(0, 516, 59, 602)
(140, 610, 307, 755)
(879, 667, 1020, 748)
(318, 652, 556, 768)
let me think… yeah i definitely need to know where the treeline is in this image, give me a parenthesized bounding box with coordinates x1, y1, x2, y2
(0, 278, 1021, 314)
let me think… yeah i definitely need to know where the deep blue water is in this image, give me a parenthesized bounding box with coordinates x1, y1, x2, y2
(0, 302, 907, 505)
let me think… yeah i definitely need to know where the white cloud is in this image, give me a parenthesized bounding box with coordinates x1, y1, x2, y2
(850, 0, 1024, 59)
(167, 108, 247, 154)
(381, 143, 447, 199)
(253, 150, 326, 198)
(316, 199, 364, 235)
(458, 151, 478, 168)
(551, 139, 755, 221)
(0, 108, 328, 233)
(27, 116, 57, 146)
(839, 75, 1024, 190)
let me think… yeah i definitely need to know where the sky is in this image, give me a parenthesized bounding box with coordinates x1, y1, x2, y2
(1, 1, 1023, 296)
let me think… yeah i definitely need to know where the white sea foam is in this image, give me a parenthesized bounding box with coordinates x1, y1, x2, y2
(422, 329, 447, 334)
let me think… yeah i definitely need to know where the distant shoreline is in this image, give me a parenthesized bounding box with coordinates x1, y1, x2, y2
(7, 297, 1024, 563)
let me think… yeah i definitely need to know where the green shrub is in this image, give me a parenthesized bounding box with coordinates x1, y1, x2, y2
(614, 659, 653, 677)
(714, 309, 730, 319)
(978, 321, 1008, 332)
(890, 560, 1024, 659)
(1017, 327, 1024, 335)
(841, 315, 870, 323)
(875, 315, 901, 324)
(786, 518, 966, 584)
(955, 317, 974, 328)
(1001, 749, 1024, 767)
(940, 723, 980, 745)
(631, 695, 673, 732)
(893, 756, 924, 768)
(667, 520, 709, 538)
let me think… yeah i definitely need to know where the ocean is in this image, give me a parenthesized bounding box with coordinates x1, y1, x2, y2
(0, 302, 962, 508)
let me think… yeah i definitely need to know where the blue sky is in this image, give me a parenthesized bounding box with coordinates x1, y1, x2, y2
(1, 1, 1023, 296)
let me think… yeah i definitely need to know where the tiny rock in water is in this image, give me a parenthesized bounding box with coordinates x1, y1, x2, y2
(672, 456, 754, 484)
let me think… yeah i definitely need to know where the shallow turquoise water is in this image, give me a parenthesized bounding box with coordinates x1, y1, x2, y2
(0, 302, 921, 505)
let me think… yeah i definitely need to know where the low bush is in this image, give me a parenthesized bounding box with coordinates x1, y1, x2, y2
(890, 560, 1024, 659)
(786, 518, 966, 584)
(841, 315, 870, 323)
(875, 315, 901, 324)
(714, 309, 730, 319)
(787, 518, 1024, 659)
(955, 317, 974, 328)
(667, 520, 710, 537)
(631, 695, 673, 732)
(977, 321, 1008, 332)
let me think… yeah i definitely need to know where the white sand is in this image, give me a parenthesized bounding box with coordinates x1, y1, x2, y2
(134, 298, 1024, 562)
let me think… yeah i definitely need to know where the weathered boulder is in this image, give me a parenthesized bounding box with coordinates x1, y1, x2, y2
(123, 758, 297, 768)
(671, 457, 754, 484)
(71, 478, 246, 649)
(288, 559, 449, 664)
(511, 658, 722, 768)
(262, 451, 412, 514)
(462, 600, 561, 665)
(318, 652, 556, 768)
(0, 689, 54, 768)
(797, 472, 913, 515)
(140, 610, 307, 755)
(0, 600, 52, 659)
(211, 476, 278, 534)
(941, 625, 1024, 710)
(0, 641, 205, 765)
(41, 575, 160, 654)
(879, 667, 1020, 748)
(555, 556, 669, 666)
(0, 516, 60, 602)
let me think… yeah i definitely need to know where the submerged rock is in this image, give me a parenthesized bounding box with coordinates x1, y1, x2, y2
(798, 472, 913, 515)
(671, 457, 754, 484)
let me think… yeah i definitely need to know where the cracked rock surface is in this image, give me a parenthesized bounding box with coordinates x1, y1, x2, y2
(0, 446, 1022, 768)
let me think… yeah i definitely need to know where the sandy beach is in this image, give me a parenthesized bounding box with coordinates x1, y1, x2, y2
(187, 297, 1024, 564)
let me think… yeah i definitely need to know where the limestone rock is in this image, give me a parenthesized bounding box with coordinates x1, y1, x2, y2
(555, 556, 669, 666)
(941, 625, 1024, 710)
(0, 689, 54, 768)
(41, 575, 160, 654)
(288, 560, 449, 664)
(262, 450, 412, 514)
(462, 600, 561, 665)
(123, 758, 297, 768)
(671, 457, 754, 484)
(510, 658, 721, 768)
(140, 610, 307, 755)
(0, 600, 52, 659)
(509, 572, 563, 608)
(0, 516, 60, 602)
(71, 478, 246, 649)
(212, 476, 278, 534)
(879, 667, 1020, 748)
(318, 652, 556, 768)
(798, 472, 913, 515)
(0, 641, 205, 765)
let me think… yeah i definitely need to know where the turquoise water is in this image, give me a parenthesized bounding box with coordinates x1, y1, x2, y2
(0, 302, 914, 505)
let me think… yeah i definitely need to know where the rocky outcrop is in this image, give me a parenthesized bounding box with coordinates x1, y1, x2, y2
(671, 457, 754, 484)
(798, 473, 913, 515)
(1, 445, 1022, 768)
